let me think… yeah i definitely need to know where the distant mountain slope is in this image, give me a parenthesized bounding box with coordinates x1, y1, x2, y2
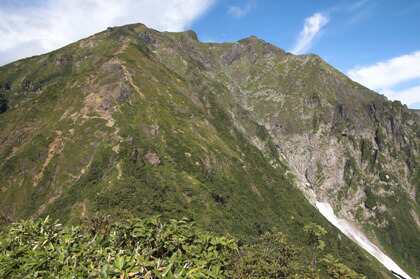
(0, 23, 418, 277)
(410, 109, 420, 118)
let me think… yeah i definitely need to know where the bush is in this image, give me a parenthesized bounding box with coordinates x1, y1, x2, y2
(231, 232, 301, 278)
(322, 254, 366, 279)
(0, 217, 366, 278)
(0, 93, 7, 113)
(0, 216, 237, 278)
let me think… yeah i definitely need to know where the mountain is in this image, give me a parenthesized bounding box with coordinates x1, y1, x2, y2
(411, 109, 420, 118)
(0, 23, 418, 278)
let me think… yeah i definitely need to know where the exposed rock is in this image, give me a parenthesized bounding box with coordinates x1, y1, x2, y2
(33, 132, 64, 187)
(183, 30, 199, 41)
(221, 44, 243, 65)
(144, 151, 160, 166)
(21, 79, 41, 92)
(138, 30, 156, 45)
(55, 54, 72, 67)
(117, 84, 132, 102)
(0, 22, 418, 277)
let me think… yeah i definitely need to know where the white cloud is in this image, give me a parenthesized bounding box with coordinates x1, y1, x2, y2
(291, 13, 329, 55)
(0, 0, 215, 65)
(348, 0, 370, 12)
(382, 86, 420, 107)
(348, 51, 420, 107)
(227, 6, 247, 18)
(227, 1, 255, 18)
(348, 51, 420, 89)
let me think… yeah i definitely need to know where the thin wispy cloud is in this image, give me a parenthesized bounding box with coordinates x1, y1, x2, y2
(289, 1, 370, 55)
(227, 0, 255, 18)
(0, 0, 215, 66)
(347, 0, 370, 12)
(348, 51, 420, 107)
(291, 13, 329, 55)
(347, 0, 376, 25)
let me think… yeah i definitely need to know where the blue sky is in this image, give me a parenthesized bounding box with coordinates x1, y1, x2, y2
(192, 0, 420, 108)
(194, 0, 419, 69)
(0, 0, 419, 108)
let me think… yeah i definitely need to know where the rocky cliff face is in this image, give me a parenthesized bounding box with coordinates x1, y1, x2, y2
(411, 109, 420, 118)
(143, 26, 420, 275)
(142, 26, 420, 276)
(0, 23, 418, 277)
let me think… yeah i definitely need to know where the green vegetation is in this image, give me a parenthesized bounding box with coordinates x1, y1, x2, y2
(232, 231, 302, 278)
(343, 157, 359, 189)
(0, 93, 7, 113)
(0, 23, 418, 277)
(304, 223, 327, 271)
(364, 187, 377, 210)
(0, 216, 236, 278)
(322, 254, 365, 279)
(0, 217, 366, 278)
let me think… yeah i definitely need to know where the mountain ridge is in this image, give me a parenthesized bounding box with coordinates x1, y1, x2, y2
(0, 23, 418, 278)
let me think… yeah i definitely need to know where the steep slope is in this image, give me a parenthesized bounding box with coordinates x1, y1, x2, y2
(411, 109, 420, 118)
(139, 27, 420, 277)
(0, 23, 418, 277)
(317, 202, 412, 279)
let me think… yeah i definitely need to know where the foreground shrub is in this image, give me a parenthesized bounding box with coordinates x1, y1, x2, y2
(0, 216, 237, 278)
(0, 216, 366, 278)
(231, 231, 301, 278)
(322, 254, 366, 279)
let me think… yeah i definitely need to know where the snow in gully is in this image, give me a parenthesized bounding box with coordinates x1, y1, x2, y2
(315, 202, 412, 279)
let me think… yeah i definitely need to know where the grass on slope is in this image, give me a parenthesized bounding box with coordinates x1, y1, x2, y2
(0, 216, 366, 279)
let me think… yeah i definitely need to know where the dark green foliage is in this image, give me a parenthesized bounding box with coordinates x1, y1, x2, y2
(0, 217, 366, 279)
(412, 164, 420, 204)
(373, 188, 420, 277)
(343, 157, 358, 187)
(304, 223, 327, 271)
(231, 224, 365, 279)
(364, 187, 377, 209)
(255, 124, 268, 141)
(322, 254, 366, 279)
(374, 127, 386, 151)
(0, 22, 417, 278)
(231, 232, 301, 278)
(360, 139, 375, 167)
(0, 93, 7, 113)
(0, 216, 237, 278)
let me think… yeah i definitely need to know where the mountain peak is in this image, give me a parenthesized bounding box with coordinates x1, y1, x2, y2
(183, 30, 199, 41)
(238, 35, 265, 44)
(0, 23, 418, 278)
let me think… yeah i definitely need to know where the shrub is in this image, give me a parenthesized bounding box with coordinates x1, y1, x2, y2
(0, 217, 366, 278)
(0, 216, 237, 278)
(0, 93, 7, 113)
(322, 254, 366, 279)
(231, 232, 302, 278)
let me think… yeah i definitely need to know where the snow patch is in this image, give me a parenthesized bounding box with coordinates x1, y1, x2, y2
(315, 202, 412, 279)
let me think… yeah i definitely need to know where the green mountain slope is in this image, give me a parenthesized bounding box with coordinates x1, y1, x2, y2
(411, 109, 420, 118)
(0, 216, 369, 278)
(0, 23, 418, 277)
